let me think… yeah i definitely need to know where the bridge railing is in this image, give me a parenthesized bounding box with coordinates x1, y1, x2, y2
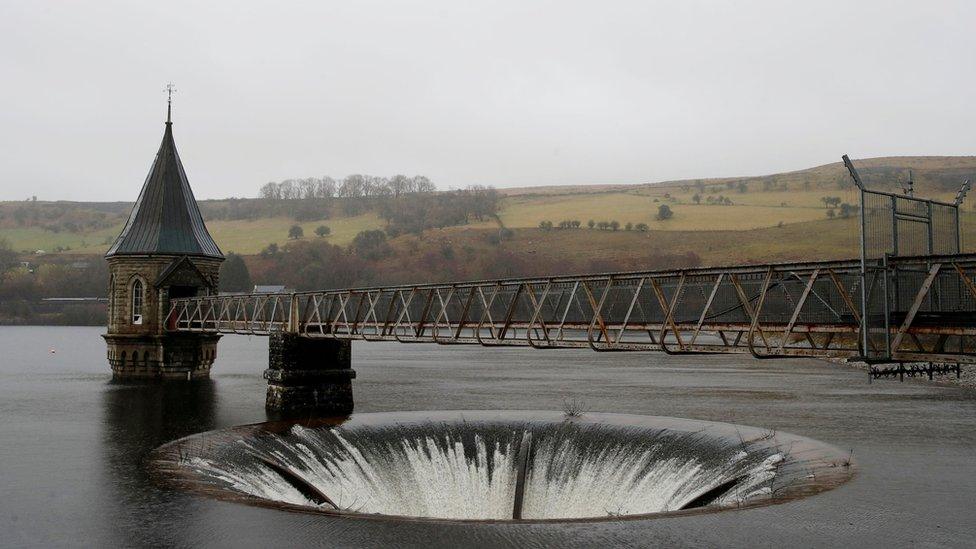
(166, 254, 976, 363)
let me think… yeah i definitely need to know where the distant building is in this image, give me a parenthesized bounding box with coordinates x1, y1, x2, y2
(252, 285, 289, 294)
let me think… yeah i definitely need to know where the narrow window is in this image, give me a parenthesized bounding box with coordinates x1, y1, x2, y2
(108, 275, 115, 322)
(132, 279, 144, 324)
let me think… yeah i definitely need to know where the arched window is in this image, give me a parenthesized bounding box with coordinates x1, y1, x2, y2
(131, 279, 144, 324)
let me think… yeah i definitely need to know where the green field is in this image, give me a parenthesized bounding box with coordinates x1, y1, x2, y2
(480, 191, 847, 231)
(208, 213, 385, 254)
(0, 226, 120, 254)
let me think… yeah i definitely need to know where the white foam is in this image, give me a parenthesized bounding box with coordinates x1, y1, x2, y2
(180, 424, 784, 520)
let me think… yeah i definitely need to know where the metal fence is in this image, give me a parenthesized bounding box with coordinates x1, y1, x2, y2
(843, 155, 970, 361)
(859, 190, 961, 260)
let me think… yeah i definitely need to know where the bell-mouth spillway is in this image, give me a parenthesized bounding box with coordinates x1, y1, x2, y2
(150, 411, 855, 523)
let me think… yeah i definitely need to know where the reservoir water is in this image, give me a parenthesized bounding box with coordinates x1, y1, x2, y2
(2, 326, 975, 547)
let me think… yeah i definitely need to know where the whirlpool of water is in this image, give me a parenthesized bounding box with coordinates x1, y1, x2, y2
(151, 411, 854, 521)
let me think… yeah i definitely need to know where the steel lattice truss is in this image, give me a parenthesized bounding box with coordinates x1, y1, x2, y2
(167, 254, 976, 364)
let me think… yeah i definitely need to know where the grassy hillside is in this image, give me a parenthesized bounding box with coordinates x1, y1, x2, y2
(0, 212, 388, 255)
(2, 155, 974, 261)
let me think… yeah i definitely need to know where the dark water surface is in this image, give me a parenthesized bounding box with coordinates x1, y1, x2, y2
(1, 326, 975, 547)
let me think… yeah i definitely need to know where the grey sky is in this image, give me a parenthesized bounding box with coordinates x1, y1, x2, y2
(1, 1, 973, 201)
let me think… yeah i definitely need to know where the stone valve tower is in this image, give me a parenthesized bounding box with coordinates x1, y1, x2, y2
(103, 93, 224, 379)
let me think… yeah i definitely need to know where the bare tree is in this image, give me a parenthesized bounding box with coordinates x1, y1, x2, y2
(413, 175, 435, 193)
(389, 174, 412, 198)
(340, 175, 365, 198)
(279, 180, 297, 200)
(259, 182, 280, 200)
(316, 176, 337, 198)
(298, 178, 317, 199)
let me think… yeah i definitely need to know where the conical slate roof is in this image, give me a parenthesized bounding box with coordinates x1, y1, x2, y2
(106, 116, 223, 259)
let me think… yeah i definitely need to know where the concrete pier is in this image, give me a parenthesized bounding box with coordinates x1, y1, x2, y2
(264, 333, 356, 415)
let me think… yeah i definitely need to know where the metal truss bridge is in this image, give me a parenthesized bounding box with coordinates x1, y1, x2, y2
(167, 254, 976, 365)
(167, 157, 976, 372)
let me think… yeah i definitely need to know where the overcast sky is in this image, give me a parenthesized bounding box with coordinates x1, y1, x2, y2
(1, 1, 974, 201)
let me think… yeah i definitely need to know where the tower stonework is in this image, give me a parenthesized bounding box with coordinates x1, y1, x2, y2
(103, 106, 224, 379)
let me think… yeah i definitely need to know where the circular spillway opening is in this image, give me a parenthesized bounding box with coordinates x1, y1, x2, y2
(151, 411, 854, 522)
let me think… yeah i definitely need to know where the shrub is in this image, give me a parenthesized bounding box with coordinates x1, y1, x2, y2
(656, 204, 674, 220)
(562, 397, 589, 418)
(351, 230, 392, 260)
(219, 253, 252, 293)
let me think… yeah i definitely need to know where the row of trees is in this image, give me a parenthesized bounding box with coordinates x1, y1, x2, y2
(683, 180, 750, 194)
(377, 186, 501, 237)
(0, 238, 110, 325)
(0, 202, 119, 234)
(538, 220, 582, 230)
(539, 220, 652, 231)
(256, 175, 502, 235)
(537, 203, 675, 230)
(259, 175, 435, 201)
(0, 241, 108, 300)
(692, 193, 734, 205)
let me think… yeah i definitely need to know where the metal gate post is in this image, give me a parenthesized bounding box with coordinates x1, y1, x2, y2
(882, 255, 891, 359)
(287, 293, 300, 334)
(843, 155, 871, 359)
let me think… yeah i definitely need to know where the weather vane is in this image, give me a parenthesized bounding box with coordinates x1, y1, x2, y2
(164, 82, 176, 123)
